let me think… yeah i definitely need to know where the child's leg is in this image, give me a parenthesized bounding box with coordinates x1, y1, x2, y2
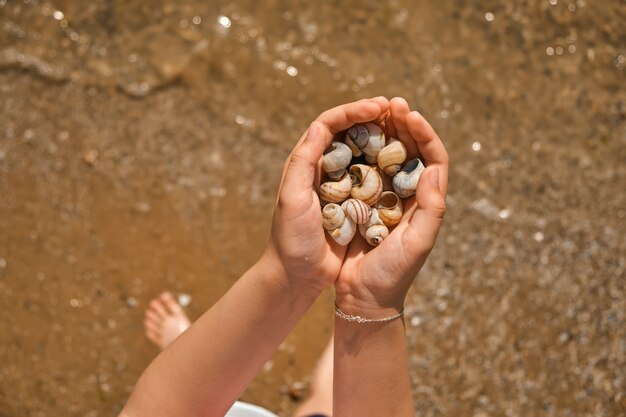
(293, 337, 334, 417)
(144, 292, 191, 350)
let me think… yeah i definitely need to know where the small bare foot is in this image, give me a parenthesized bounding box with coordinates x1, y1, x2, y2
(144, 292, 191, 350)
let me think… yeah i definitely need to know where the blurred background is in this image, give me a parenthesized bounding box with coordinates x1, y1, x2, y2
(0, 0, 624, 416)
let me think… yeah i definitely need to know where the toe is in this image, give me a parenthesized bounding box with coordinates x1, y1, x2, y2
(145, 328, 161, 346)
(160, 292, 184, 315)
(144, 310, 161, 325)
(143, 317, 161, 334)
(149, 299, 168, 319)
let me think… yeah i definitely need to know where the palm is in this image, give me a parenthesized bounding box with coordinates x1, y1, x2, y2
(334, 97, 449, 311)
(269, 97, 391, 290)
(335, 209, 423, 309)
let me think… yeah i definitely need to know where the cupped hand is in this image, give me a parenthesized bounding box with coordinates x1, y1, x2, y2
(267, 97, 390, 292)
(335, 97, 449, 314)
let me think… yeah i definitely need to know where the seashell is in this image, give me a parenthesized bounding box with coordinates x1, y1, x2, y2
(329, 216, 357, 246)
(376, 191, 403, 227)
(377, 139, 407, 176)
(322, 141, 352, 180)
(344, 133, 363, 157)
(322, 203, 346, 230)
(319, 172, 352, 203)
(349, 164, 383, 206)
(341, 198, 371, 225)
(364, 224, 389, 246)
(346, 123, 385, 163)
(392, 158, 425, 198)
(358, 208, 389, 246)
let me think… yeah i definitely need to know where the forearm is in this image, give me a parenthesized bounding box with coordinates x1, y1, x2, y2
(333, 311, 414, 417)
(122, 250, 321, 417)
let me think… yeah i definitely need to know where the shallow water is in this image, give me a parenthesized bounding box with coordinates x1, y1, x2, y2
(1, 0, 625, 416)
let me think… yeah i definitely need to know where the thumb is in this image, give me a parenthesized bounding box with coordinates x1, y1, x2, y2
(405, 166, 446, 253)
(278, 122, 327, 208)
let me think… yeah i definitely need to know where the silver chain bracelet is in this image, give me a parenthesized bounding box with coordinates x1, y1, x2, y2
(335, 305, 404, 323)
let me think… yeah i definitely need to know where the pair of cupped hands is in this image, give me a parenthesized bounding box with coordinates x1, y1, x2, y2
(266, 97, 449, 317)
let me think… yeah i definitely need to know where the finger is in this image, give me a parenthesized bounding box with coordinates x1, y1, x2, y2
(278, 98, 389, 209)
(405, 111, 449, 194)
(387, 97, 419, 157)
(404, 166, 446, 254)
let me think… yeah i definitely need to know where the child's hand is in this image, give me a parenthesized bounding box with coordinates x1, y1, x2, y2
(266, 97, 390, 292)
(334, 97, 449, 315)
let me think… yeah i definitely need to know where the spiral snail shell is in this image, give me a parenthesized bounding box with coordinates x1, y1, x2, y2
(341, 198, 371, 225)
(317, 123, 428, 247)
(346, 123, 386, 164)
(321, 203, 356, 246)
(322, 141, 352, 180)
(392, 158, 425, 198)
(358, 208, 389, 246)
(377, 139, 407, 177)
(322, 203, 346, 230)
(319, 172, 352, 203)
(349, 164, 382, 206)
(376, 191, 403, 227)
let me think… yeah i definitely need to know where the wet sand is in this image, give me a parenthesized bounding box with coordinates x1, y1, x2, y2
(1, 1, 625, 416)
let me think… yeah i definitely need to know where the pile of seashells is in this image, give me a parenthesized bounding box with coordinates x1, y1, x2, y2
(319, 123, 425, 247)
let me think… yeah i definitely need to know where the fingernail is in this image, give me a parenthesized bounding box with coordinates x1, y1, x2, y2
(306, 122, 319, 141)
(429, 167, 440, 189)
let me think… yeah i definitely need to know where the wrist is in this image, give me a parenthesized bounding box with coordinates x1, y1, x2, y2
(256, 246, 325, 301)
(334, 291, 404, 319)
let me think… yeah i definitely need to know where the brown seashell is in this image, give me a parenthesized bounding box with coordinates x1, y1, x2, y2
(376, 191, 403, 227)
(341, 198, 371, 225)
(349, 164, 382, 206)
(319, 172, 352, 203)
(377, 139, 407, 176)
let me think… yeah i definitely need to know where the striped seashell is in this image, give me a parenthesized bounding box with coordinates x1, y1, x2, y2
(341, 198, 371, 225)
(319, 172, 352, 203)
(349, 164, 383, 206)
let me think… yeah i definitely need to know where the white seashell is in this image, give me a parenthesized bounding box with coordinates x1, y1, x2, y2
(329, 216, 357, 246)
(392, 158, 425, 198)
(358, 208, 388, 246)
(344, 133, 363, 157)
(364, 224, 389, 246)
(377, 139, 407, 176)
(346, 123, 385, 162)
(322, 203, 346, 230)
(319, 172, 352, 203)
(376, 191, 403, 227)
(322, 141, 352, 180)
(349, 164, 383, 206)
(341, 198, 371, 225)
